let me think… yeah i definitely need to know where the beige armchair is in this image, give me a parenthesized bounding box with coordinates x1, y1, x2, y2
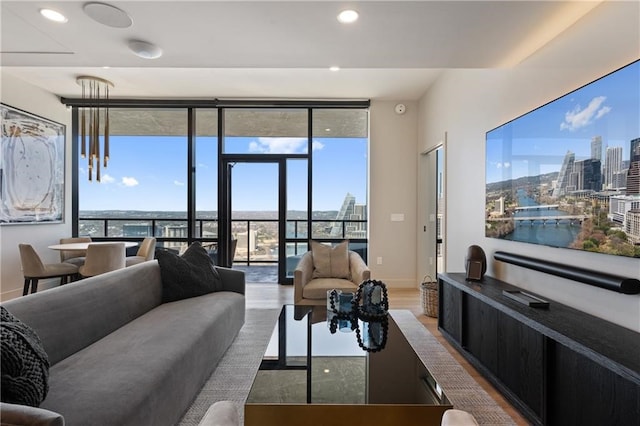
(294, 246, 370, 306)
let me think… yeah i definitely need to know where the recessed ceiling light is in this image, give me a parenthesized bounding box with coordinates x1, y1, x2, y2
(337, 9, 359, 24)
(329, 66, 340, 72)
(128, 40, 163, 59)
(40, 9, 68, 23)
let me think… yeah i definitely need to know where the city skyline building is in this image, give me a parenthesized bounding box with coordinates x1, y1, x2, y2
(591, 136, 603, 163)
(552, 151, 575, 198)
(605, 146, 623, 189)
(331, 193, 367, 238)
(570, 159, 602, 192)
(627, 138, 640, 195)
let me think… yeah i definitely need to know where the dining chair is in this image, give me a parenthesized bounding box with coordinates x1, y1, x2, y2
(18, 244, 80, 296)
(59, 236, 92, 266)
(78, 243, 126, 278)
(125, 237, 157, 267)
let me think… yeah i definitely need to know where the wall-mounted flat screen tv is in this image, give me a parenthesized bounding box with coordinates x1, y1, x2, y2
(486, 60, 640, 258)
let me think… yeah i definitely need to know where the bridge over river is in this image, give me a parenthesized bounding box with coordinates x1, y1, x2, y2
(490, 215, 589, 226)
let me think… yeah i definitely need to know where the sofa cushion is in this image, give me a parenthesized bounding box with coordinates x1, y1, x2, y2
(311, 240, 350, 280)
(0, 306, 49, 407)
(39, 291, 245, 426)
(157, 242, 222, 303)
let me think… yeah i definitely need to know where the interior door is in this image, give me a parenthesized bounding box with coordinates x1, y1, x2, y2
(419, 143, 446, 282)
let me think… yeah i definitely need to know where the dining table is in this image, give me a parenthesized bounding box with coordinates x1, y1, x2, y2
(48, 241, 139, 251)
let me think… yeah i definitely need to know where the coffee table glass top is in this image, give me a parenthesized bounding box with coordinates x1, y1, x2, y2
(246, 305, 450, 406)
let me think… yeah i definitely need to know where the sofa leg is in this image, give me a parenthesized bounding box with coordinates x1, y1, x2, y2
(31, 279, 39, 294)
(23, 279, 31, 296)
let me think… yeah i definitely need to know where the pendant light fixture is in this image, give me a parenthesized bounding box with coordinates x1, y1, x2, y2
(76, 76, 113, 182)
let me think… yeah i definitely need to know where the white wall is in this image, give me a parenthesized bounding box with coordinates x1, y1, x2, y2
(368, 100, 419, 288)
(0, 73, 73, 300)
(418, 1, 640, 331)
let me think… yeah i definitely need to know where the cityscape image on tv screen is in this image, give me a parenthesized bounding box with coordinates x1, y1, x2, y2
(486, 60, 640, 258)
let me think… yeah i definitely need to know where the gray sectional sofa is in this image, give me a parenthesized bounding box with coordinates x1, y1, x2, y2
(1, 260, 245, 426)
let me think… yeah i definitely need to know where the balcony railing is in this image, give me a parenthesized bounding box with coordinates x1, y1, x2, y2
(78, 216, 368, 267)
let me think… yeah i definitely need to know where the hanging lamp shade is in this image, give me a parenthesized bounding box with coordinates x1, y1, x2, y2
(76, 76, 114, 182)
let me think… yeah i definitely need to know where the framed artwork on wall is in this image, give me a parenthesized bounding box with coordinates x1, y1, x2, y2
(1, 104, 65, 224)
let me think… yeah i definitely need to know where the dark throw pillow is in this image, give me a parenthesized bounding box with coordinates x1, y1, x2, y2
(156, 242, 223, 303)
(0, 306, 50, 407)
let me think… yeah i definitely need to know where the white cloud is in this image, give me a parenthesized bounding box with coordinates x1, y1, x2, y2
(249, 137, 307, 154)
(121, 176, 139, 187)
(101, 174, 115, 183)
(174, 180, 185, 186)
(495, 162, 511, 169)
(312, 140, 325, 151)
(560, 96, 611, 131)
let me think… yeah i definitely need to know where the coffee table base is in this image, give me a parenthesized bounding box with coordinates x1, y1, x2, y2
(245, 403, 449, 426)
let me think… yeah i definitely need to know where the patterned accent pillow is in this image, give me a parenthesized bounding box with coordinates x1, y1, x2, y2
(156, 241, 222, 303)
(311, 240, 350, 280)
(1, 306, 50, 407)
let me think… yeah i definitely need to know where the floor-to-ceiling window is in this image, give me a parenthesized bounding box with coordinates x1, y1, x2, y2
(69, 100, 369, 284)
(311, 109, 368, 260)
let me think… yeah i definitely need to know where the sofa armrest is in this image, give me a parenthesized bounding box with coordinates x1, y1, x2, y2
(215, 266, 245, 295)
(349, 251, 370, 285)
(0, 402, 64, 426)
(293, 252, 314, 304)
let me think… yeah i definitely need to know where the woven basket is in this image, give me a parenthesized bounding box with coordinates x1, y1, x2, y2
(421, 275, 438, 318)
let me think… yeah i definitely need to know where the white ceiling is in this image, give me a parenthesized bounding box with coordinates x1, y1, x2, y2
(1, 0, 603, 101)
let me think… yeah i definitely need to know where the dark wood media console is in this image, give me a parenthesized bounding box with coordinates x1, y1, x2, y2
(437, 273, 640, 425)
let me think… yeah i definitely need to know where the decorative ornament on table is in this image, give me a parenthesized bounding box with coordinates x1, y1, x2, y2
(465, 245, 487, 281)
(356, 315, 389, 353)
(326, 282, 389, 350)
(354, 279, 389, 320)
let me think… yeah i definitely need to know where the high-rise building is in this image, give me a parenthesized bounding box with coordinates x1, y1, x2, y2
(123, 224, 153, 237)
(591, 136, 603, 162)
(626, 138, 640, 195)
(571, 159, 602, 192)
(331, 193, 367, 238)
(604, 146, 623, 189)
(552, 151, 575, 198)
(631, 138, 640, 162)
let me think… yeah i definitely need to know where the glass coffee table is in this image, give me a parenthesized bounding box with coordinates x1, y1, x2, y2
(245, 305, 452, 426)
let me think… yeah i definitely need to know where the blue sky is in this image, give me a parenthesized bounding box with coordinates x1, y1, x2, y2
(79, 136, 367, 211)
(486, 60, 639, 184)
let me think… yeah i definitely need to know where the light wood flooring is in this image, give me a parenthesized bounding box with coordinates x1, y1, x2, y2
(245, 283, 530, 426)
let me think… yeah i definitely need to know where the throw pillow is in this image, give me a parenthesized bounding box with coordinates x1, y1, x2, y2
(311, 240, 351, 279)
(0, 306, 50, 407)
(156, 242, 223, 303)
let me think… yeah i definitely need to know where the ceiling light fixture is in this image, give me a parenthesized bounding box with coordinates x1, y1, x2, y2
(76, 76, 114, 182)
(40, 9, 68, 23)
(337, 9, 359, 24)
(329, 66, 340, 72)
(128, 40, 163, 59)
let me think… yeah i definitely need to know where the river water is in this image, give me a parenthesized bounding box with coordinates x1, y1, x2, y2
(503, 190, 580, 248)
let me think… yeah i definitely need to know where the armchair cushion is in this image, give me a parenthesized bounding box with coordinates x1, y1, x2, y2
(311, 240, 350, 280)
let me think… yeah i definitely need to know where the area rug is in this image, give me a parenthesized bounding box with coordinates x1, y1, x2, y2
(178, 308, 280, 426)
